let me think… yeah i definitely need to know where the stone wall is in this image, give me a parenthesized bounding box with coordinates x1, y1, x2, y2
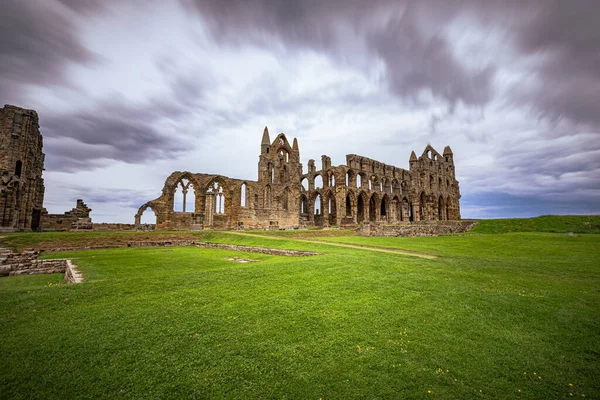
(93, 223, 140, 231)
(41, 199, 92, 231)
(0, 246, 82, 282)
(193, 242, 317, 256)
(357, 220, 477, 237)
(0, 105, 45, 232)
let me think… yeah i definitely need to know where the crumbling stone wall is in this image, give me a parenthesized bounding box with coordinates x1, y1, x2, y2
(0, 105, 45, 232)
(357, 220, 477, 237)
(136, 128, 462, 230)
(41, 199, 93, 232)
(0, 246, 82, 282)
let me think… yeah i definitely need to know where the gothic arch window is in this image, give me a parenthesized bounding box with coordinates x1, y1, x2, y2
(380, 196, 387, 217)
(345, 194, 352, 216)
(301, 177, 308, 191)
(282, 188, 289, 211)
(300, 195, 308, 214)
(279, 149, 289, 163)
(346, 170, 355, 187)
(357, 174, 362, 188)
(207, 180, 224, 214)
(314, 174, 323, 189)
(240, 183, 247, 207)
(314, 194, 322, 215)
(328, 173, 335, 187)
(173, 178, 196, 212)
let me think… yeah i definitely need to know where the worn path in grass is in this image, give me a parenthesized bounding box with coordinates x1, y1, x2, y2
(225, 231, 439, 259)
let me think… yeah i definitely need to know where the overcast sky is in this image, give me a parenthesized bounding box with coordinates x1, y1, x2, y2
(1, 0, 598, 222)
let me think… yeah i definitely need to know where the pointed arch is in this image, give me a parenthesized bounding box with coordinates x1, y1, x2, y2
(173, 176, 196, 212)
(135, 201, 160, 226)
(313, 193, 322, 215)
(300, 194, 309, 214)
(369, 192, 379, 222)
(419, 191, 426, 221)
(240, 182, 247, 207)
(328, 171, 336, 187)
(301, 177, 308, 191)
(401, 197, 409, 222)
(346, 169, 355, 187)
(345, 190, 356, 217)
(206, 177, 226, 214)
(380, 194, 389, 220)
(282, 187, 290, 211)
(357, 191, 368, 223)
(438, 195, 445, 220)
(314, 174, 323, 189)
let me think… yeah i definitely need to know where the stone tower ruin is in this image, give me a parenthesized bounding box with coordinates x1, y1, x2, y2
(0, 105, 45, 231)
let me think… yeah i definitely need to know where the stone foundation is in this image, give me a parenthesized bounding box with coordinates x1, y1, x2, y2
(194, 242, 317, 256)
(0, 246, 82, 282)
(357, 220, 477, 237)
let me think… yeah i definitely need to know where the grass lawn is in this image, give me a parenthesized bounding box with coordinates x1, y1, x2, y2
(0, 217, 599, 399)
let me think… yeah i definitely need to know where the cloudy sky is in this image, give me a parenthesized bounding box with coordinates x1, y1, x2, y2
(1, 0, 598, 222)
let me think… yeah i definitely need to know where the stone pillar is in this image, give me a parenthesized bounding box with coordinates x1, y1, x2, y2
(204, 193, 214, 229)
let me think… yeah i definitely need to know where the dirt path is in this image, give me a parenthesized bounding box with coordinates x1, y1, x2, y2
(225, 231, 438, 260)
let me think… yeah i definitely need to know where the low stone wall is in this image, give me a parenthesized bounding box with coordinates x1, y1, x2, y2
(94, 223, 140, 231)
(357, 220, 477, 237)
(127, 240, 195, 248)
(194, 242, 318, 257)
(0, 246, 82, 282)
(0, 240, 316, 279)
(47, 240, 318, 257)
(9, 259, 68, 276)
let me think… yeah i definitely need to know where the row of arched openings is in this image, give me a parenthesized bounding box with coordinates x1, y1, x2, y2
(302, 171, 408, 195)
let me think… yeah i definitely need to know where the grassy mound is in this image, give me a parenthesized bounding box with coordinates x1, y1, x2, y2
(471, 215, 600, 234)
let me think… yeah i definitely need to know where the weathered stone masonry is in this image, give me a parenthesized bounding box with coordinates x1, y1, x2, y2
(0, 105, 45, 232)
(40, 199, 93, 232)
(136, 128, 461, 230)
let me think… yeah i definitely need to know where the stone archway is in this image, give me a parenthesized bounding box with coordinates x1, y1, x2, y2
(357, 194, 365, 222)
(369, 195, 377, 222)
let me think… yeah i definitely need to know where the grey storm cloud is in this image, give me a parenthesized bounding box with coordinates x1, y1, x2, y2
(0, 0, 99, 103)
(182, 0, 600, 122)
(510, 0, 600, 129)
(180, 0, 497, 108)
(367, 14, 495, 108)
(42, 99, 191, 172)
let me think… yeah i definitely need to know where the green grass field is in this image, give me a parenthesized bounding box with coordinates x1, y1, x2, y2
(1, 216, 599, 399)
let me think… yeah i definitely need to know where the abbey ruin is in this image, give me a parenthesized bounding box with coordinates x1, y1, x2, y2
(1, 104, 461, 232)
(135, 128, 461, 230)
